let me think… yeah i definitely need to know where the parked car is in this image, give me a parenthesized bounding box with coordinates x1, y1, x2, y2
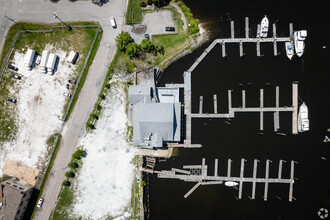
(6, 97, 17, 104)
(63, 92, 71, 98)
(145, 34, 150, 40)
(165, 27, 175, 32)
(110, 16, 117, 28)
(8, 64, 18, 71)
(37, 198, 44, 208)
(10, 73, 21, 80)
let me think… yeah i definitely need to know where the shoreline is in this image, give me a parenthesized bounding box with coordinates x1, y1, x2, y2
(158, 22, 210, 75)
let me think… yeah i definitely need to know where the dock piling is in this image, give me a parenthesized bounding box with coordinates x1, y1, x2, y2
(242, 90, 246, 108)
(252, 159, 258, 199)
(245, 17, 249, 38)
(292, 82, 298, 134)
(289, 160, 295, 201)
(289, 23, 294, 37)
(274, 86, 280, 131)
(231, 21, 235, 38)
(222, 42, 226, 57)
(199, 96, 203, 114)
(264, 159, 270, 201)
(227, 159, 232, 177)
(260, 89, 264, 131)
(214, 159, 218, 177)
(213, 94, 218, 113)
(238, 158, 245, 199)
(256, 41, 261, 57)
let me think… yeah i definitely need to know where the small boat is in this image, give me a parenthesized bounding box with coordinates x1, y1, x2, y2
(224, 181, 238, 187)
(285, 42, 294, 60)
(259, 15, 269, 38)
(294, 30, 307, 57)
(298, 102, 309, 132)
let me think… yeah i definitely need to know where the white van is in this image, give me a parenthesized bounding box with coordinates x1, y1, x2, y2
(110, 17, 117, 28)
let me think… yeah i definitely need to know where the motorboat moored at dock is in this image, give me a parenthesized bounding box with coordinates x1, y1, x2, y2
(298, 102, 309, 132)
(259, 15, 269, 37)
(285, 42, 294, 60)
(294, 30, 307, 57)
(224, 181, 238, 187)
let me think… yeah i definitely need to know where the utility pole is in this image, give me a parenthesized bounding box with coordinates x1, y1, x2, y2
(4, 15, 27, 31)
(53, 12, 72, 31)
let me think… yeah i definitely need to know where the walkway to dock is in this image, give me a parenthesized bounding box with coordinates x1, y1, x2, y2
(188, 17, 294, 72)
(192, 83, 299, 133)
(144, 158, 297, 201)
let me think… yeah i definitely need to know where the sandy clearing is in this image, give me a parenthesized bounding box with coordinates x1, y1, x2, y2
(71, 76, 137, 220)
(0, 46, 77, 176)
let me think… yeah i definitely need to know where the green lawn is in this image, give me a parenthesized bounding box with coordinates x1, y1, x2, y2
(127, 0, 144, 24)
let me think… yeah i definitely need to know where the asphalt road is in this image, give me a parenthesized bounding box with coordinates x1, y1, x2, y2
(0, 0, 128, 219)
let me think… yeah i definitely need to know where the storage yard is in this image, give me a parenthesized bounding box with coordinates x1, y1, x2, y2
(0, 26, 98, 178)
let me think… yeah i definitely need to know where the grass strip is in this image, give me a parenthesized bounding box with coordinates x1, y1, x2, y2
(64, 29, 103, 121)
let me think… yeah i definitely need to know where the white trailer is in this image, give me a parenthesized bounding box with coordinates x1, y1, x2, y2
(24, 49, 36, 70)
(46, 53, 57, 74)
(67, 50, 78, 64)
(40, 50, 49, 73)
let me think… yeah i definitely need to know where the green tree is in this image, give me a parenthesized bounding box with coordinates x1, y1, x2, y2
(126, 42, 140, 57)
(188, 19, 199, 34)
(140, 39, 155, 53)
(116, 32, 133, 52)
(65, 171, 75, 178)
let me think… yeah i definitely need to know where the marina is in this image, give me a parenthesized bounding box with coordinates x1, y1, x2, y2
(144, 158, 296, 201)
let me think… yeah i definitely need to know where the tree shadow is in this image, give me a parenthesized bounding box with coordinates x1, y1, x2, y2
(50, 0, 60, 3)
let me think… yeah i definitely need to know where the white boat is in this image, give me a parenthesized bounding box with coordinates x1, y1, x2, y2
(285, 42, 294, 60)
(259, 15, 269, 38)
(298, 102, 309, 132)
(224, 181, 238, 187)
(294, 30, 307, 57)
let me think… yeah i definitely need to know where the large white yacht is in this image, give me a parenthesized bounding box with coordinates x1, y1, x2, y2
(294, 30, 307, 57)
(298, 102, 309, 132)
(259, 15, 269, 38)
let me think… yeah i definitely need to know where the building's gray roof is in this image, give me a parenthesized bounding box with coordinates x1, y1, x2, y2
(130, 85, 181, 148)
(157, 88, 180, 103)
(129, 85, 152, 107)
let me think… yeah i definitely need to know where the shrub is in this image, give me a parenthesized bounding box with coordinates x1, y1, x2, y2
(65, 171, 75, 178)
(140, 1, 146, 7)
(68, 162, 79, 170)
(147, 0, 153, 5)
(62, 180, 71, 187)
(188, 19, 199, 34)
(73, 149, 86, 160)
(87, 123, 95, 129)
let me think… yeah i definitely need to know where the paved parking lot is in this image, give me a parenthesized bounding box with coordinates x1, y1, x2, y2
(129, 10, 175, 43)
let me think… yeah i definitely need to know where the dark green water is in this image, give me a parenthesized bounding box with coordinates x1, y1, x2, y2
(149, 0, 330, 219)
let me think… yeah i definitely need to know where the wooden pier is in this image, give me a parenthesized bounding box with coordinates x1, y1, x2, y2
(187, 17, 294, 73)
(193, 83, 299, 134)
(148, 158, 296, 201)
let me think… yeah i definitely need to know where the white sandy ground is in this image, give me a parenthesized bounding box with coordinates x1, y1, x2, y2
(71, 76, 137, 220)
(0, 47, 76, 176)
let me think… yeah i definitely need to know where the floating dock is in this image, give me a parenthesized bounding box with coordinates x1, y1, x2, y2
(146, 158, 296, 201)
(193, 83, 298, 134)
